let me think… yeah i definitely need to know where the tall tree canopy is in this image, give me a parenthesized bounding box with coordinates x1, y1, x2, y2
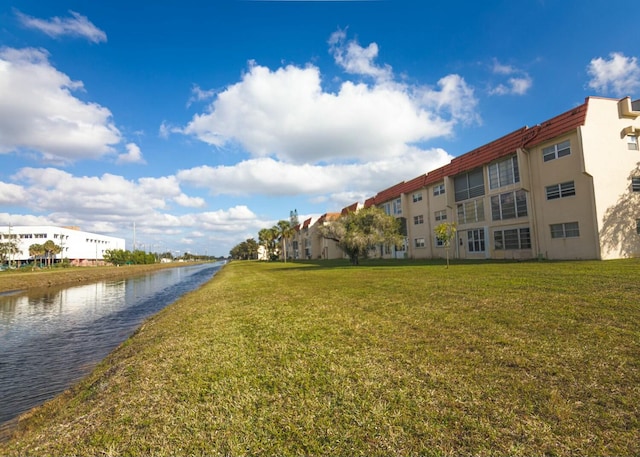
(318, 206, 403, 265)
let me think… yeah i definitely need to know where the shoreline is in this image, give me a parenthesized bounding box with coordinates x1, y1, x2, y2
(0, 262, 208, 293)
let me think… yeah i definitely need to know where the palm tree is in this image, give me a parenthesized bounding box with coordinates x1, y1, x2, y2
(42, 240, 61, 267)
(258, 227, 278, 261)
(29, 243, 45, 268)
(276, 220, 295, 263)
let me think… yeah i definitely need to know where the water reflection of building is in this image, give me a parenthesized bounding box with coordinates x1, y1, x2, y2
(0, 225, 125, 266)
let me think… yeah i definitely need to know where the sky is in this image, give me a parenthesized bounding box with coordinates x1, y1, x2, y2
(1, 0, 639, 257)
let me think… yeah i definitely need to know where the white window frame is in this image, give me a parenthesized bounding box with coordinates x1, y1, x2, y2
(491, 190, 527, 221)
(467, 228, 486, 253)
(457, 198, 485, 224)
(434, 210, 447, 221)
(488, 156, 520, 189)
(628, 135, 638, 151)
(413, 215, 424, 225)
(393, 198, 402, 215)
(494, 227, 531, 250)
(550, 222, 580, 239)
(543, 140, 571, 162)
(546, 181, 576, 200)
(412, 192, 423, 203)
(433, 183, 445, 196)
(414, 237, 426, 248)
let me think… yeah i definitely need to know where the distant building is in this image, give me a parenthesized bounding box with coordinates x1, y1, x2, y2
(0, 225, 125, 266)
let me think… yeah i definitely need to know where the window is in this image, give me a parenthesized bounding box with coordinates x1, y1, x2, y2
(488, 156, 520, 189)
(412, 192, 423, 203)
(543, 140, 571, 162)
(637, 219, 640, 235)
(467, 229, 485, 252)
(494, 228, 531, 250)
(383, 202, 391, 215)
(454, 169, 485, 202)
(434, 210, 447, 221)
(550, 222, 580, 238)
(435, 236, 444, 247)
(414, 215, 424, 225)
(433, 183, 445, 196)
(546, 181, 576, 200)
(628, 135, 638, 151)
(393, 198, 402, 215)
(457, 198, 485, 224)
(414, 237, 426, 248)
(491, 190, 527, 220)
(632, 177, 640, 192)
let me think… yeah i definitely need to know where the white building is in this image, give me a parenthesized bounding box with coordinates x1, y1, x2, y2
(0, 225, 125, 266)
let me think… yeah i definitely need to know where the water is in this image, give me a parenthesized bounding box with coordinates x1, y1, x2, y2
(0, 262, 224, 430)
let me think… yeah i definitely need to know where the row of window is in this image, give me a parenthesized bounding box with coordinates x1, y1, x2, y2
(414, 222, 582, 252)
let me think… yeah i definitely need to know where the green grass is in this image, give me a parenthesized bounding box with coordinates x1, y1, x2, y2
(2, 259, 639, 456)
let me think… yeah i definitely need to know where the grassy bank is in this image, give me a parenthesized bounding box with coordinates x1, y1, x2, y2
(1, 259, 639, 455)
(0, 262, 199, 293)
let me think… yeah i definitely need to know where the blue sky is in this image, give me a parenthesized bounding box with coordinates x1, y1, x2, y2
(1, 0, 639, 257)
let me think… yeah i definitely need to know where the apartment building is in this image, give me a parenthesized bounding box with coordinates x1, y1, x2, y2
(0, 225, 125, 266)
(359, 96, 640, 261)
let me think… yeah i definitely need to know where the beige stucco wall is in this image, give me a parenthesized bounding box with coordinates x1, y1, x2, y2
(580, 97, 640, 259)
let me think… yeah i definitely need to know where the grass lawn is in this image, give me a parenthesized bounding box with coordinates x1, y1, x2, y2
(1, 259, 639, 456)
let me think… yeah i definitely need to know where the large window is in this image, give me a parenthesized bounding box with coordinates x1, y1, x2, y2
(632, 177, 640, 192)
(467, 229, 485, 252)
(543, 140, 571, 162)
(494, 228, 531, 250)
(413, 215, 424, 225)
(457, 198, 485, 224)
(546, 181, 576, 200)
(393, 198, 402, 215)
(491, 190, 527, 220)
(550, 222, 580, 238)
(488, 156, 520, 189)
(454, 169, 485, 202)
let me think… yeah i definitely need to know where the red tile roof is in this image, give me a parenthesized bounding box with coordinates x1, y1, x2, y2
(365, 97, 591, 203)
(341, 202, 359, 215)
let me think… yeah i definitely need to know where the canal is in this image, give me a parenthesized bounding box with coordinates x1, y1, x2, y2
(0, 261, 224, 431)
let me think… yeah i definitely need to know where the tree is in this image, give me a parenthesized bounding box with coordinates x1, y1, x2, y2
(229, 238, 259, 260)
(0, 239, 20, 267)
(29, 243, 45, 268)
(258, 227, 279, 261)
(318, 206, 403, 265)
(434, 222, 457, 268)
(276, 219, 295, 262)
(42, 240, 61, 267)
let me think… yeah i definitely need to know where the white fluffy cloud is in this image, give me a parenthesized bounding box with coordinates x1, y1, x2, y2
(588, 52, 640, 97)
(177, 146, 451, 200)
(16, 10, 107, 43)
(181, 31, 477, 167)
(9, 168, 206, 218)
(488, 59, 533, 96)
(0, 47, 121, 162)
(116, 143, 146, 165)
